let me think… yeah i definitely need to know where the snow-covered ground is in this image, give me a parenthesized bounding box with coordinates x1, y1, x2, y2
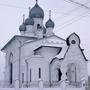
(0, 88, 83, 90)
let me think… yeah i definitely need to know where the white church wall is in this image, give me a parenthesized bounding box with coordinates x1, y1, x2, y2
(27, 57, 49, 82)
(4, 36, 33, 86)
(21, 36, 67, 61)
(33, 18, 43, 32)
(62, 33, 88, 84)
(24, 25, 35, 37)
(50, 59, 63, 83)
(20, 45, 62, 85)
(26, 25, 34, 33)
(4, 39, 20, 85)
(39, 47, 60, 63)
(63, 45, 88, 82)
(36, 28, 43, 39)
(46, 28, 54, 37)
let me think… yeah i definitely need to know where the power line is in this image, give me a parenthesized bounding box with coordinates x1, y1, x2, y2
(0, 3, 69, 15)
(67, 0, 90, 11)
(0, 1, 89, 16)
(55, 11, 90, 30)
(54, 0, 90, 27)
(0, 0, 89, 18)
(0, 0, 89, 30)
(56, 12, 89, 29)
(53, 1, 90, 21)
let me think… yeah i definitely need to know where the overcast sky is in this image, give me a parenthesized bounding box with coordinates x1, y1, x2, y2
(0, 0, 90, 80)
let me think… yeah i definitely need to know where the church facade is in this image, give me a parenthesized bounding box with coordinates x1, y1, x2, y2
(1, 0, 88, 89)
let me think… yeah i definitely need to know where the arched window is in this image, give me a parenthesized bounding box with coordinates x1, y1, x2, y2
(39, 68, 41, 79)
(9, 53, 13, 64)
(34, 48, 41, 55)
(9, 53, 13, 85)
(30, 69, 31, 82)
(37, 24, 41, 29)
(10, 63, 13, 84)
(22, 73, 24, 84)
(57, 69, 62, 81)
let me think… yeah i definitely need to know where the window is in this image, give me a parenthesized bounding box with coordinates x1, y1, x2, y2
(34, 48, 41, 55)
(34, 50, 39, 55)
(10, 63, 13, 84)
(71, 40, 76, 44)
(22, 73, 24, 84)
(57, 69, 62, 81)
(9, 53, 13, 85)
(30, 69, 31, 82)
(37, 24, 41, 29)
(57, 48, 62, 54)
(39, 68, 41, 79)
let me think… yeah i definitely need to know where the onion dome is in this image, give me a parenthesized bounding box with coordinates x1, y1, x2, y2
(45, 19, 55, 28)
(30, 0, 44, 19)
(19, 23, 26, 31)
(19, 14, 26, 31)
(45, 10, 55, 28)
(25, 17, 34, 25)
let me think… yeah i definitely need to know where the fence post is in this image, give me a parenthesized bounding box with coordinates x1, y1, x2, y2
(39, 79, 43, 90)
(81, 79, 86, 90)
(15, 79, 19, 90)
(61, 80, 66, 90)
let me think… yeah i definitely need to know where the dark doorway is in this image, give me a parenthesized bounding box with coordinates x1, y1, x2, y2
(10, 63, 13, 84)
(57, 69, 62, 81)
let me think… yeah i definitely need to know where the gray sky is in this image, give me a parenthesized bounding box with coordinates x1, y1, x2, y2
(0, 0, 90, 80)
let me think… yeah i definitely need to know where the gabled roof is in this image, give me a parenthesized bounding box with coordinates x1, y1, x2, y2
(20, 35, 67, 58)
(1, 34, 66, 52)
(25, 35, 66, 44)
(1, 35, 37, 51)
(21, 35, 66, 51)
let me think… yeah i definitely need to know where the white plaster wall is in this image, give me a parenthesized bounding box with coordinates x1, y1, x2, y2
(33, 18, 43, 34)
(24, 25, 35, 37)
(62, 33, 88, 82)
(20, 31, 25, 35)
(63, 45, 88, 82)
(46, 28, 54, 37)
(4, 39, 20, 86)
(50, 59, 63, 82)
(26, 25, 34, 33)
(20, 36, 67, 85)
(21, 36, 67, 61)
(36, 29, 43, 38)
(39, 47, 60, 62)
(27, 57, 49, 82)
(20, 46, 61, 84)
(4, 36, 34, 87)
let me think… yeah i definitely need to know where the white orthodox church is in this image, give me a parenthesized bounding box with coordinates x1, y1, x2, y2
(1, 0, 89, 90)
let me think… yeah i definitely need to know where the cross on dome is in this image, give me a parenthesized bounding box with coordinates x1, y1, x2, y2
(29, 7, 31, 17)
(23, 14, 25, 23)
(36, 0, 38, 4)
(49, 10, 51, 19)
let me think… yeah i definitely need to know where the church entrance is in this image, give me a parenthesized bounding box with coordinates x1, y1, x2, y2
(50, 59, 62, 85)
(57, 68, 62, 81)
